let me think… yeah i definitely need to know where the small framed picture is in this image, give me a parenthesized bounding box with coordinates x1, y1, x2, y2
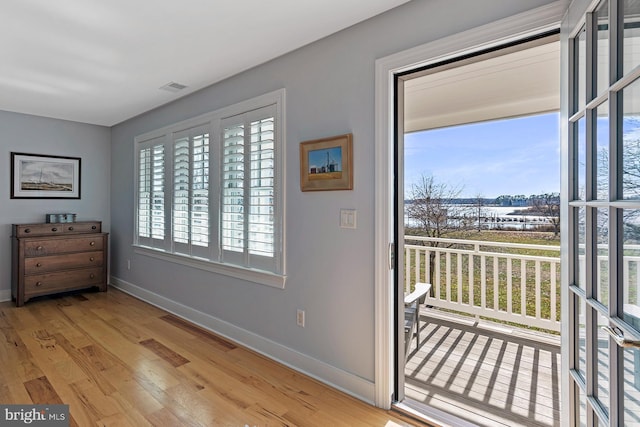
(300, 133, 353, 191)
(11, 152, 81, 199)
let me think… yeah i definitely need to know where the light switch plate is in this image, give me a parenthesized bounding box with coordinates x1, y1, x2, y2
(340, 209, 357, 229)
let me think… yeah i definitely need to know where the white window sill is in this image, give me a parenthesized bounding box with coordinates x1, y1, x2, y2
(133, 245, 286, 289)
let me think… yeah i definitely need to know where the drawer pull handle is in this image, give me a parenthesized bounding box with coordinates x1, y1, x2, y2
(92, 226, 97, 230)
(68, 226, 74, 231)
(90, 257, 95, 262)
(36, 246, 43, 251)
(35, 281, 43, 287)
(36, 263, 42, 267)
(89, 274, 95, 279)
(24, 228, 31, 233)
(90, 241, 96, 246)
(51, 227, 58, 232)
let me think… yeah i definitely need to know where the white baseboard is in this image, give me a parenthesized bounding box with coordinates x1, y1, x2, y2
(109, 276, 375, 404)
(0, 289, 11, 302)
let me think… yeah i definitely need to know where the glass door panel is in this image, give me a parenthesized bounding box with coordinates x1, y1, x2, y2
(622, 78, 640, 200)
(596, 102, 609, 201)
(596, 0, 610, 96)
(623, 0, 640, 75)
(578, 295, 588, 381)
(578, 206, 588, 290)
(579, 385, 588, 426)
(595, 313, 610, 416)
(623, 209, 640, 329)
(623, 347, 640, 426)
(577, 27, 588, 111)
(578, 117, 588, 200)
(566, 0, 640, 425)
(596, 208, 609, 306)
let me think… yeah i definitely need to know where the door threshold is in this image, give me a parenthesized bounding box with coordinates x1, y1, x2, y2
(393, 399, 481, 427)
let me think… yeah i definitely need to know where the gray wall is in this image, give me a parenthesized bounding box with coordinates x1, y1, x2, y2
(110, 0, 557, 389)
(0, 110, 111, 296)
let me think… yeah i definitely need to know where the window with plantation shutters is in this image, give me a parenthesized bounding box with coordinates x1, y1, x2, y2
(134, 90, 285, 287)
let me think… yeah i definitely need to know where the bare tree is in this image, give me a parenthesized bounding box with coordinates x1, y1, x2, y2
(621, 121, 640, 196)
(405, 175, 472, 290)
(598, 139, 640, 241)
(473, 192, 486, 232)
(530, 193, 560, 236)
(405, 175, 470, 238)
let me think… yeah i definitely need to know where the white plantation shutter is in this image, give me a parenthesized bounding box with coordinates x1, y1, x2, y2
(249, 117, 275, 257)
(138, 147, 152, 238)
(222, 123, 245, 254)
(221, 105, 278, 271)
(137, 136, 167, 249)
(151, 145, 166, 241)
(172, 125, 210, 257)
(191, 133, 209, 247)
(173, 138, 190, 244)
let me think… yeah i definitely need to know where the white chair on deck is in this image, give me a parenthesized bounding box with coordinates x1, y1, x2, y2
(404, 282, 431, 360)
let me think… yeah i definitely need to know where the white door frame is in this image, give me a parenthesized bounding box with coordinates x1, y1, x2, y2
(373, 1, 567, 411)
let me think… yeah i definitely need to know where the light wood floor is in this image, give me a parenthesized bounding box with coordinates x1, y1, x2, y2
(0, 287, 425, 427)
(404, 309, 561, 427)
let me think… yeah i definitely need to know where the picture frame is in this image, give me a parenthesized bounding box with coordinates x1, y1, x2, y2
(300, 133, 353, 191)
(11, 152, 81, 199)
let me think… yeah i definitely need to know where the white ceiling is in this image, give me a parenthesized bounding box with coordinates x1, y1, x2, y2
(405, 40, 560, 133)
(0, 0, 410, 126)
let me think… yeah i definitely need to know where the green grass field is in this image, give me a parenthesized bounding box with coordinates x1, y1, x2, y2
(404, 228, 561, 333)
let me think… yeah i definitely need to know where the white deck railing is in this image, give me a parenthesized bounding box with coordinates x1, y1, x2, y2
(405, 236, 640, 333)
(404, 236, 562, 331)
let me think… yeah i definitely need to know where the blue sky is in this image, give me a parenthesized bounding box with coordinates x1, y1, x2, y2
(404, 113, 560, 198)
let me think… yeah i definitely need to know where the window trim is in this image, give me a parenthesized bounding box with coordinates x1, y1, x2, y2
(133, 245, 286, 288)
(133, 89, 286, 288)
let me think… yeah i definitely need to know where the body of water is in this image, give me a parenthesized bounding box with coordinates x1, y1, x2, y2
(405, 205, 555, 230)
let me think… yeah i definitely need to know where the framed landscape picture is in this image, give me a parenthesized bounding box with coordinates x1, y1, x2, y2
(11, 152, 81, 199)
(300, 133, 353, 191)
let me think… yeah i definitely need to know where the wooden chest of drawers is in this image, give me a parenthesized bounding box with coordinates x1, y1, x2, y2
(11, 221, 108, 306)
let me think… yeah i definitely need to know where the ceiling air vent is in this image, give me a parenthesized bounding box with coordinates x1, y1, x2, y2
(160, 81, 188, 92)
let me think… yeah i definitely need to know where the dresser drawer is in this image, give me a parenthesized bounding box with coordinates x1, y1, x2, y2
(61, 222, 101, 234)
(14, 221, 101, 237)
(24, 268, 104, 294)
(24, 251, 104, 273)
(24, 236, 105, 257)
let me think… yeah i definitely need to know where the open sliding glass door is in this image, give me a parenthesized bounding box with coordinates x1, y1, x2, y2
(565, 0, 640, 425)
(394, 74, 407, 403)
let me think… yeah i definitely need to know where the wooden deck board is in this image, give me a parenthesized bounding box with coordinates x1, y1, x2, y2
(405, 308, 561, 427)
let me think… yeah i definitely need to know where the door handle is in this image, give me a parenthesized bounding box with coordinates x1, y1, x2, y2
(601, 326, 640, 349)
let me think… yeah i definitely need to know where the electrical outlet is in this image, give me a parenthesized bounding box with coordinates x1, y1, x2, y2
(296, 309, 305, 327)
